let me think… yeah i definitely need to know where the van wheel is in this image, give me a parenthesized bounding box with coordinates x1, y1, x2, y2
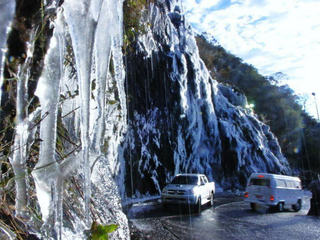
(250, 203, 256, 211)
(277, 202, 284, 212)
(194, 198, 201, 213)
(292, 200, 302, 212)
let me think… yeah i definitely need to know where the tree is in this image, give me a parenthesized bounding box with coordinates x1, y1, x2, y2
(196, 34, 319, 174)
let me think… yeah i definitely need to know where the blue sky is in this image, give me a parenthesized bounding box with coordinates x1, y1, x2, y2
(183, 0, 320, 118)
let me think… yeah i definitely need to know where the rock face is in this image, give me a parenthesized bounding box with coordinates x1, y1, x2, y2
(0, 0, 290, 239)
(120, 0, 290, 199)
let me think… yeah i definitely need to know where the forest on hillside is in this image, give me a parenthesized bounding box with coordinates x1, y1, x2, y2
(196, 34, 320, 178)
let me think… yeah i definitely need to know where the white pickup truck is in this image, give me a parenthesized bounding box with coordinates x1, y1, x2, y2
(161, 173, 215, 213)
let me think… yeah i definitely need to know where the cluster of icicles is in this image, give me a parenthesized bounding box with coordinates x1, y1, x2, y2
(1, 0, 126, 238)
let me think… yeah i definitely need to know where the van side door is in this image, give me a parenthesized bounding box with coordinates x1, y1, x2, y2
(288, 180, 302, 204)
(286, 180, 296, 204)
(275, 179, 287, 203)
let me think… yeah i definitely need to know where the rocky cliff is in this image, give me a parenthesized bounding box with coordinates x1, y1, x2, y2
(121, 0, 290, 199)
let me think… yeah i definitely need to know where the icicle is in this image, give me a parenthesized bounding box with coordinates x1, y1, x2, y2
(53, 178, 64, 240)
(10, 121, 30, 219)
(64, 0, 126, 225)
(145, 65, 149, 111)
(63, 0, 97, 224)
(111, 0, 126, 117)
(9, 34, 37, 220)
(91, 0, 113, 155)
(32, 8, 66, 238)
(0, 0, 15, 107)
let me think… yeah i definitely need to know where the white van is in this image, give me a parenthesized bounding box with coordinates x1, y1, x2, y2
(244, 173, 303, 212)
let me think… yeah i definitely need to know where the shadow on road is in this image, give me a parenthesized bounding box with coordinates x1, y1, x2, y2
(126, 195, 245, 219)
(127, 200, 207, 219)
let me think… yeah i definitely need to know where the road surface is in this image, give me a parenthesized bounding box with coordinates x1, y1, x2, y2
(128, 193, 320, 239)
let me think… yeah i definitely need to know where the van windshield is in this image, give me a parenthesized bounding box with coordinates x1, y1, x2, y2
(171, 176, 198, 185)
(250, 178, 270, 186)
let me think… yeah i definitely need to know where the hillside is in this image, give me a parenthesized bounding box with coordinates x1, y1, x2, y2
(196, 34, 320, 176)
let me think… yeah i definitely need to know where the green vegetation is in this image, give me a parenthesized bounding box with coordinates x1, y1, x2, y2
(196, 34, 320, 175)
(123, 0, 153, 51)
(90, 221, 119, 240)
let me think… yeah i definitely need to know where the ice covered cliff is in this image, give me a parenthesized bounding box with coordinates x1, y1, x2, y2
(121, 0, 290, 198)
(0, 0, 290, 238)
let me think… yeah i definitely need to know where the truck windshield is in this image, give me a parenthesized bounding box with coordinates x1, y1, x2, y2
(250, 178, 270, 186)
(171, 176, 198, 185)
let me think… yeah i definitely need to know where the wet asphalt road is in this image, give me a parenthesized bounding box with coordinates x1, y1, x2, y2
(127, 193, 320, 240)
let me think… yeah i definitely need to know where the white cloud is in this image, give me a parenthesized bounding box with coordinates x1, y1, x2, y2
(183, 0, 320, 118)
(199, 0, 220, 8)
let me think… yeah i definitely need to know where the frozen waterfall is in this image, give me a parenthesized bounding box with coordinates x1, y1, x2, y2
(120, 0, 290, 199)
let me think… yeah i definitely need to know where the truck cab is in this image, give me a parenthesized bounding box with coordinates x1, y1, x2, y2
(161, 173, 215, 213)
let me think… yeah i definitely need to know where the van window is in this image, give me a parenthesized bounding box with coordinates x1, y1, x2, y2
(276, 179, 286, 188)
(294, 181, 301, 189)
(287, 180, 295, 189)
(250, 178, 270, 186)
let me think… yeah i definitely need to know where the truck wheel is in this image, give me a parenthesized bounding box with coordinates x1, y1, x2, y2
(194, 198, 201, 213)
(277, 202, 284, 212)
(162, 203, 168, 210)
(209, 193, 214, 206)
(292, 200, 302, 212)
